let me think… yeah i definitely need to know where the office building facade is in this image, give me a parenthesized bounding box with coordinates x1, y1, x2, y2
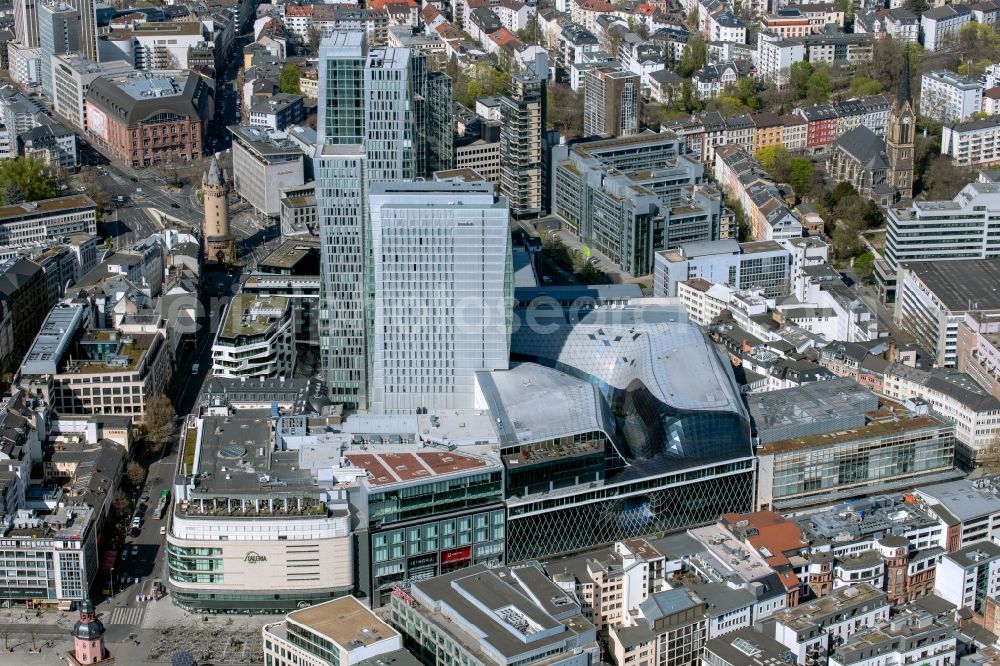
(37, 0, 79, 100)
(895, 260, 1000, 367)
(653, 239, 791, 298)
(51, 55, 133, 133)
(229, 126, 306, 219)
(13, 0, 39, 47)
(212, 295, 296, 380)
(875, 181, 1000, 302)
(316, 30, 455, 408)
(315, 145, 369, 408)
(756, 412, 956, 511)
(167, 414, 355, 613)
(551, 133, 728, 275)
(583, 66, 639, 138)
(368, 182, 511, 413)
(263, 597, 404, 666)
(0, 195, 96, 250)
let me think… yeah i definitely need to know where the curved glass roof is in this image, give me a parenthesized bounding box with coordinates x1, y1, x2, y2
(511, 302, 752, 476)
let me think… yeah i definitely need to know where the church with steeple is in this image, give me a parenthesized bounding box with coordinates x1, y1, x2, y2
(885, 50, 916, 201)
(67, 599, 115, 665)
(825, 51, 916, 205)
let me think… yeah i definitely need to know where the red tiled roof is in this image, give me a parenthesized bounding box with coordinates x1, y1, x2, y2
(490, 27, 521, 47)
(284, 5, 313, 16)
(436, 22, 463, 39)
(345, 451, 490, 486)
(370, 0, 417, 10)
(578, 0, 617, 11)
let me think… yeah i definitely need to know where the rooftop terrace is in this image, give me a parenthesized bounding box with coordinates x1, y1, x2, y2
(760, 413, 947, 454)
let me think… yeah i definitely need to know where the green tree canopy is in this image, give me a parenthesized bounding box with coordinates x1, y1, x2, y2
(547, 83, 583, 136)
(788, 61, 813, 100)
(920, 155, 975, 200)
(788, 157, 814, 198)
(306, 25, 321, 54)
(849, 76, 880, 96)
(456, 62, 511, 107)
(279, 63, 302, 94)
(957, 22, 1000, 68)
(755, 145, 791, 176)
(806, 67, 832, 104)
(854, 252, 875, 278)
(677, 34, 707, 77)
(0, 157, 57, 205)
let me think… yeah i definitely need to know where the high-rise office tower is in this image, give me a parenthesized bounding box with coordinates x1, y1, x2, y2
(68, 0, 98, 61)
(316, 30, 379, 409)
(316, 29, 455, 409)
(500, 72, 545, 220)
(583, 66, 640, 138)
(38, 0, 80, 99)
(317, 30, 365, 145)
(315, 145, 369, 408)
(368, 181, 511, 413)
(13, 0, 40, 47)
(426, 71, 454, 173)
(364, 46, 416, 182)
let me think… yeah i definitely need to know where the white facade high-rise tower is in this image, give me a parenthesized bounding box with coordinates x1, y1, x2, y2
(368, 181, 511, 413)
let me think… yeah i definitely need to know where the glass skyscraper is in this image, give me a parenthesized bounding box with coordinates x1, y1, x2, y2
(316, 29, 456, 410)
(38, 0, 80, 100)
(317, 32, 369, 407)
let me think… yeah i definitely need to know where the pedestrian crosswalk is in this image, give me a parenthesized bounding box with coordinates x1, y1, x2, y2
(105, 606, 144, 626)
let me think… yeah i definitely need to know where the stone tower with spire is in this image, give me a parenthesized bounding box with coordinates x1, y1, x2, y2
(886, 50, 916, 201)
(202, 156, 236, 265)
(68, 599, 114, 665)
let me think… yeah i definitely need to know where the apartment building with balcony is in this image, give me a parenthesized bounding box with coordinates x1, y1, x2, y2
(942, 116, 1000, 166)
(211, 294, 295, 380)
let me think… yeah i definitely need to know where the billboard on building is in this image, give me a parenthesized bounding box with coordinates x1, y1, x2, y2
(87, 106, 108, 141)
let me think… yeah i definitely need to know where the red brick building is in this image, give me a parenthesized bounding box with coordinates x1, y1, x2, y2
(85, 70, 211, 169)
(795, 103, 839, 152)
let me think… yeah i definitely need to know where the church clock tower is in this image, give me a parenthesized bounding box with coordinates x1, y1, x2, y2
(886, 50, 916, 201)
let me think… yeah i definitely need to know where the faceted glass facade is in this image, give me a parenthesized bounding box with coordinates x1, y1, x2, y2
(503, 303, 756, 561)
(512, 306, 753, 476)
(506, 461, 755, 562)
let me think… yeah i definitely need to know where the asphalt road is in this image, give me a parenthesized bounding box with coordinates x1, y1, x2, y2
(80, 31, 253, 638)
(99, 267, 238, 642)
